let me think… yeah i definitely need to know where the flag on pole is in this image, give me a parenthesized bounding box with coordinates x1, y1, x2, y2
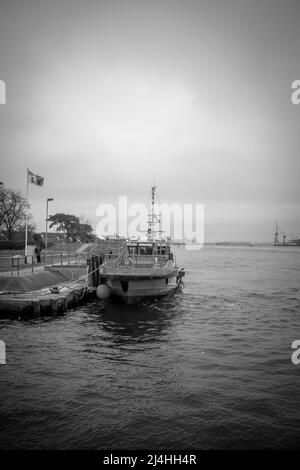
(27, 170, 44, 187)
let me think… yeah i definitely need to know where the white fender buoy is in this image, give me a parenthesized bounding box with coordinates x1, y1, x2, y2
(96, 284, 111, 299)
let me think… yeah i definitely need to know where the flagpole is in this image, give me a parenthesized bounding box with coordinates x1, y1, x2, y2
(25, 168, 29, 258)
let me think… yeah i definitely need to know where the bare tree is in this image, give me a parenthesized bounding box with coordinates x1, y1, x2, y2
(0, 184, 6, 231)
(0, 187, 29, 240)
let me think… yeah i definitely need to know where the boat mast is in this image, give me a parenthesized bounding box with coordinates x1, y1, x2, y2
(151, 184, 155, 235)
(147, 185, 156, 241)
(147, 185, 164, 242)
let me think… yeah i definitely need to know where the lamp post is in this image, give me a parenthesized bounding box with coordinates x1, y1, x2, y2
(45, 197, 54, 262)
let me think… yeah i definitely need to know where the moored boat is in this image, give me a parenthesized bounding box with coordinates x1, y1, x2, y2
(98, 186, 185, 303)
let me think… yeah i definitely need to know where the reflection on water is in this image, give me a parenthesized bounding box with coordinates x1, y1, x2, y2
(90, 297, 180, 341)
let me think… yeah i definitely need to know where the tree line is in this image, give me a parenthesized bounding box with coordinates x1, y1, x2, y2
(48, 213, 94, 243)
(0, 184, 95, 245)
(0, 185, 29, 241)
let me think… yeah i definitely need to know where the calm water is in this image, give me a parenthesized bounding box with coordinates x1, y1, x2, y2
(0, 245, 300, 449)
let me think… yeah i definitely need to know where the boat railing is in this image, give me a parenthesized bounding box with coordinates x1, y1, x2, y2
(102, 253, 170, 269)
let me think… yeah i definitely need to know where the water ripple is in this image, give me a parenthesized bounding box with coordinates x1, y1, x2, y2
(0, 246, 300, 449)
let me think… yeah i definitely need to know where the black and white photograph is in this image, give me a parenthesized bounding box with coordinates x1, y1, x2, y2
(0, 0, 300, 459)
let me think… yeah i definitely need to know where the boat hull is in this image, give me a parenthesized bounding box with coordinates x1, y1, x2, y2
(101, 273, 181, 303)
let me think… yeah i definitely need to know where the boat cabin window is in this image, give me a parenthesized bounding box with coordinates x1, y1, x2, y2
(156, 244, 167, 255)
(127, 242, 171, 256)
(139, 244, 153, 255)
(127, 245, 137, 255)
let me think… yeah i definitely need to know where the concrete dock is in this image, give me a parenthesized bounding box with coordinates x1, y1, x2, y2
(0, 265, 96, 318)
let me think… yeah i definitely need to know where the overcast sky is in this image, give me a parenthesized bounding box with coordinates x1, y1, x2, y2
(0, 0, 299, 242)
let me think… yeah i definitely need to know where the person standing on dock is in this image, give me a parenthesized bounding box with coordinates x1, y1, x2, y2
(35, 246, 41, 263)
